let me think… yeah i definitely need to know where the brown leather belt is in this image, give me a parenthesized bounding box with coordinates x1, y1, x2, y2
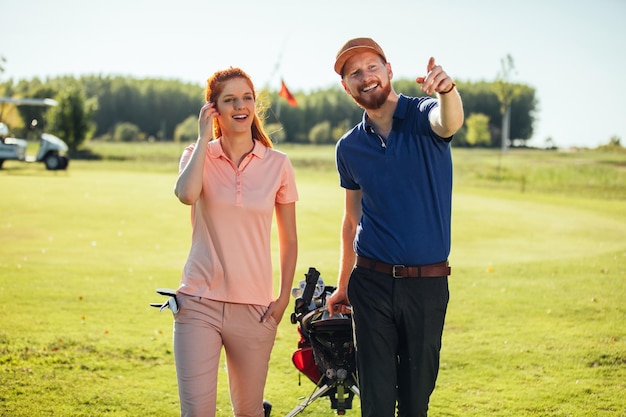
(356, 256, 451, 278)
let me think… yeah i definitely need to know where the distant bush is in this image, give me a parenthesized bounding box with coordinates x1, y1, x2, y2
(114, 122, 141, 142)
(174, 116, 197, 144)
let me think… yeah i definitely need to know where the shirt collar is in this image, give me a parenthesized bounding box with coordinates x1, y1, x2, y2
(394, 94, 409, 120)
(362, 94, 409, 130)
(208, 138, 266, 159)
(250, 139, 266, 159)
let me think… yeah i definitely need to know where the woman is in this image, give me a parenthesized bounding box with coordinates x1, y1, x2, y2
(173, 67, 298, 417)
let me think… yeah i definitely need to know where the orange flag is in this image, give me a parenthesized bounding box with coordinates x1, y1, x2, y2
(279, 79, 298, 107)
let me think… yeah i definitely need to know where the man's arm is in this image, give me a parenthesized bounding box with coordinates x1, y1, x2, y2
(416, 57, 465, 138)
(327, 188, 362, 315)
(430, 89, 464, 138)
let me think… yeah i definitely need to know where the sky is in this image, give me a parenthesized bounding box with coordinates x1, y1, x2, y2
(2, 0, 625, 148)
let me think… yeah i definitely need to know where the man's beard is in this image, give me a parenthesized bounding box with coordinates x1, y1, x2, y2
(351, 80, 391, 110)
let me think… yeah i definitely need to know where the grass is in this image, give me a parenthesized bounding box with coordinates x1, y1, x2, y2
(0, 144, 624, 416)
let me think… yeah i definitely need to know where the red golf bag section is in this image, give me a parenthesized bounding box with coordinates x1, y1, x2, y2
(292, 326, 321, 384)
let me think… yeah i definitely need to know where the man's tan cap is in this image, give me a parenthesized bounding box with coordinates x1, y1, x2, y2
(334, 37, 387, 76)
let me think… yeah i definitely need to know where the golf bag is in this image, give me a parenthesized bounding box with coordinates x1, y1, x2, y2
(285, 267, 359, 416)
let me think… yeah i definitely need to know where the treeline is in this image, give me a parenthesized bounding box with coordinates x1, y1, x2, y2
(0, 75, 537, 151)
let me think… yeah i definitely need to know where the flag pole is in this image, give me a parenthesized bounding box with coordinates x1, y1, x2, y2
(276, 95, 282, 119)
(263, 37, 289, 123)
(264, 36, 289, 91)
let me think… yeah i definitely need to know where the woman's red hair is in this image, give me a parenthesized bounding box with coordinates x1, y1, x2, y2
(205, 67, 273, 148)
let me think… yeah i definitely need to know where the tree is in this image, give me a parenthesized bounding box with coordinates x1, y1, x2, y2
(113, 122, 141, 142)
(174, 115, 198, 144)
(608, 135, 621, 147)
(465, 113, 491, 147)
(82, 76, 202, 140)
(6, 74, 538, 150)
(14, 82, 58, 140)
(0, 82, 23, 131)
(309, 121, 333, 144)
(332, 119, 352, 142)
(544, 136, 557, 150)
(493, 54, 524, 152)
(265, 123, 287, 144)
(46, 84, 96, 151)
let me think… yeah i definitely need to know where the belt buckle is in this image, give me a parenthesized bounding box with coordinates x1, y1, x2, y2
(392, 265, 405, 278)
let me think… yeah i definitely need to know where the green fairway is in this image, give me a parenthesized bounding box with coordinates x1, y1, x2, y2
(0, 145, 624, 416)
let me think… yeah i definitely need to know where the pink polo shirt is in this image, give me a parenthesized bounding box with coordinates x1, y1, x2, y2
(177, 139, 298, 306)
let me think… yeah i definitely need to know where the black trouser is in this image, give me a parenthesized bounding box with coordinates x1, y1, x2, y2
(347, 266, 449, 417)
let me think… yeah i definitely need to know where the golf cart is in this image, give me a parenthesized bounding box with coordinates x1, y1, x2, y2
(0, 97, 69, 170)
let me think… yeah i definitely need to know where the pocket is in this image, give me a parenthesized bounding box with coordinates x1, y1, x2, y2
(249, 304, 278, 330)
(264, 311, 279, 331)
(174, 294, 203, 316)
(265, 314, 278, 328)
(438, 278, 450, 307)
(346, 267, 363, 306)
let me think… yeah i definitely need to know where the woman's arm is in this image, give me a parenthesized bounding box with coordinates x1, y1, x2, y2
(263, 201, 298, 324)
(174, 102, 216, 204)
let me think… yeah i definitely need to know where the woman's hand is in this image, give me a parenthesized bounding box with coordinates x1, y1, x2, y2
(262, 296, 290, 325)
(198, 101, 218, 141)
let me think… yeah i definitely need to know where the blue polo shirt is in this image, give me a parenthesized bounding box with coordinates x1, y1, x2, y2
(335, 94, 453, 266)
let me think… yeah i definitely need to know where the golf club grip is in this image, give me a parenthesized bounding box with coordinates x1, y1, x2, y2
(301, 267, 320, 307)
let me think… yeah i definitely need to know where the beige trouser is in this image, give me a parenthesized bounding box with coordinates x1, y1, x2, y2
(174, 295, 278, 417)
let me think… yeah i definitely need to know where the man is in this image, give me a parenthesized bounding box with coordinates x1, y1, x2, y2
(327, 38, 464, 417)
